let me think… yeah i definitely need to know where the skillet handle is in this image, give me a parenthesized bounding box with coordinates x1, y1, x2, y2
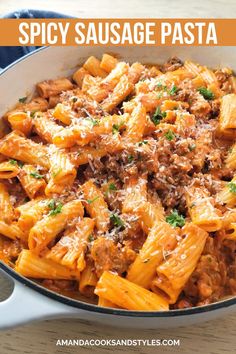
(0, 271, 81, 330)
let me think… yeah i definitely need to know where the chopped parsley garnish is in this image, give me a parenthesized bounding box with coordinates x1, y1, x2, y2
(112, 124, 119, 134)
(30, 111, 37, 118)
(112, 121, 124, 134)
(156, 82, 167, 90)
(138, 140, 148, 146)
(169, 85, 178, 95)
(151, 107, 166, 125)
(48, 199, 63, 216)
(88, 234, 94, 242)
(87, 196, 100, 204)
(19, 97, 27, 103)
(110, 214, 124, 228)
(188, 143, 196, 151)
(89, 117, 99, 126)
(198, 87, 214, 100)
(48, 199, 56, 210)
(9, 159, 23, 167)
(164, 130, 175, 141)
(127, 155, 134, 163)
(108, 183, 117, 192)
(105, 183, 117, 197)
(9, 159, 17, 165)
(29, 172, 44, 179)
(166, 209, 185, 228)
(228, 182, 236, 194)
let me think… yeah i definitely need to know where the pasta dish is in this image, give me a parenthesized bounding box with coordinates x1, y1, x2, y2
(0, 54, 235, 311)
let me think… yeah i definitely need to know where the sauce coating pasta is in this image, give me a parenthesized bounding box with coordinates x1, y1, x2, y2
(0, 54, 236, 310)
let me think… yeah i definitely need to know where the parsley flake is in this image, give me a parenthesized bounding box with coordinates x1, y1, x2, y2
(108, 183, 117, 192)
(30, 111, 37, 118)
(87, 196, 100, 204)
(89, 118, 99, 126)
(30, 172, 44, 179)
(48, 200, 63, 216)
(112, 121, 124, 134)
(110, 214, 124, 228)
(156, 82, 167, 90)
(228, 182, 236, 194)
(151, 107, 166, 125)
(138, 140, 148, 146)
(166, 210, 185, 228)
(188, 143, 196, 151)
(9, 159, 17, 165)
(88, 234, 94, 242)
(198, 87, 214, 100)
(9, 159, 23, 167)
(127, 155, 134, 163)
(169, 85, 178, 95)
(19, 97, 27, 103)
(164, 130, 175, 141)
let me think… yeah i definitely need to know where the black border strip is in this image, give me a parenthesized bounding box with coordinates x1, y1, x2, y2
(0, 46, 236, 318)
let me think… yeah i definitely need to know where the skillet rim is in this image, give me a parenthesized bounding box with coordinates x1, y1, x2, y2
(0, 46, 236, 318)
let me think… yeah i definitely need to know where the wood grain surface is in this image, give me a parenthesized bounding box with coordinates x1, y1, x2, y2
(0, 1, 236, 353)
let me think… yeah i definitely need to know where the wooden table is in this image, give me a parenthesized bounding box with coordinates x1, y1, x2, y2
(0, 1, 236, 353)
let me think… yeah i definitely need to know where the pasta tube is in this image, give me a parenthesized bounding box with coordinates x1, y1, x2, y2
(73, 67, 89, 87)
(100, 54, 118, 73)
(16, 198, 50, 237)
(7, 111, 32, 136)
(98, 297, 119, 308)
(123, 103, 147, 143)
(46, 218, 95, 271)
(33, 114, 63, 143)
(101, 75, 134, 112)
(45, 146, 76, 196)
(152, 223, 208, 304)
(15, 250, 80, 279)
(53, 103, 74, 125)
(0, 182, 14, 223)
(0, 160, 20, 179)
(37, 78, 73, 98)
(217, 176, 236, 207)
(219, 94, 236, 131)
(83, 56, 107, 78)
(18, 164, 46, 199)
(81, 180, 110, 232)
(186, 185, 222, 232)
(122, 174, 147, 214)
(79, 262, 98, 297)
(28, 199, 84, 253)
(226, 142, 236, 169)
(127, 221, 178, 288)
(0, 221, 24, 241)
(87, 62, 128, 102)
(0, 131, 50, 169)
(95, 271, 169, 311)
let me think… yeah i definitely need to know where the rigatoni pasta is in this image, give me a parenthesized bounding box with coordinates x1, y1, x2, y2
(0, 54, 236, 311)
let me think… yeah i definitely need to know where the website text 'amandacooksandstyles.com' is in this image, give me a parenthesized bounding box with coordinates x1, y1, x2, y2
(56, 338, 181, 347)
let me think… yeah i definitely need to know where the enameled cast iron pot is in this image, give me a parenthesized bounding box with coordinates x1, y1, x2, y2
(0, 46, 236, 329)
